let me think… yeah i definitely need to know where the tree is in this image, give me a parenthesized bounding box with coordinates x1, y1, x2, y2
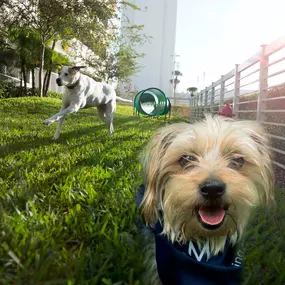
(170, 70, 183, 96)
(0, 0, 144, 96)
(3, 26, 70, 95)
(43, 42, 70, 96)
(80, 23, 146, 83)
(1, 0, 65, 96)
(0, 0, 123, 96)
(187, 87, 198, 97)
(173, 70, 183, 77)
(7, 27, 42, 93)
(96, 46, 142, 83)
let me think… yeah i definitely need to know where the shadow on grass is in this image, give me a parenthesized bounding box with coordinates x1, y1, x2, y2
(0, 124, 105, 158)
(10, 133, 145, 214)
(0, 110, 169, 158)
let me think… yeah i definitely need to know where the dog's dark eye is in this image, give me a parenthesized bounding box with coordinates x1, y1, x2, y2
(64, 73, 68, 76)
(179, 155, 198, 168)
(229, 156, 244, 170)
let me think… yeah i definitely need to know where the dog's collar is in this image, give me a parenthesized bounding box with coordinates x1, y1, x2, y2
(66, 75, 81, 89)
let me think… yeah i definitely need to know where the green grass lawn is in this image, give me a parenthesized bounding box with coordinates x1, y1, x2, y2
(0, 97, 284, 285)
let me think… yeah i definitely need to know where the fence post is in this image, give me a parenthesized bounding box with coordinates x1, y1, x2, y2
(257, 44, 268, 122)
(233, 64, 240, 119)
(210, 82, 215, 114)
(188, 97, 191, 118)
(192, 97, 195, 118)
(200, 91, 203, 119)
(196, 93, 200, 119)
(204, 88, 208, 114)
(219, 75, 225, 111)
(195, 95, 199, 119)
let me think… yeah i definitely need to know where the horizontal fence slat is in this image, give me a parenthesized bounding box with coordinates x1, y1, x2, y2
(268, 146, 285, 156)
(265, 35, 285, 56)
(267, 56, 285, 67)
(224, 88, 234, 94)
(267, 68, 285, 79)
(263, 121, 285, 127)
(238, 51, 261, 72)
(239, 68, 260, 80)
(237, 110, 257, 113)
(239, 90, 259, 97)
(213, 78, 221, 86)
(238, 99, 258, 105)
(239, 78, 259, 88)
(262, 96, 285, 102)
(263, 82, 285, 90)
(262, 110, 285, 113)
(224, 69, 235, 81)
(224, 81, 234, 88)
(272, 160, 285, 170)
(268, 134, 285, 141)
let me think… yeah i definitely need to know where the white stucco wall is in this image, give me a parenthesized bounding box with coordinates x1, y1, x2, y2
(120, 0, 178, 97)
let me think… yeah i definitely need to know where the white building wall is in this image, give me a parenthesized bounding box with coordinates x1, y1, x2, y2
(120, 0, 178, 97)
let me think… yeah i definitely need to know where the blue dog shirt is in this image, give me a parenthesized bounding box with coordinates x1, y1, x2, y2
(136, 184, 243, 285)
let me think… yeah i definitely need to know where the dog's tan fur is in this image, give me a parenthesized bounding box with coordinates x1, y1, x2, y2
(139, 115, 274, 283)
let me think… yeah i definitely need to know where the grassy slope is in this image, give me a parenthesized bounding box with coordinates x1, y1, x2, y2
(0, 97, 284, 285)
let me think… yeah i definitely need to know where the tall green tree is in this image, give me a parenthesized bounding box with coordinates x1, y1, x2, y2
(0, 0, 144, 95)
(170, 70, 183, 96)
(4, 27, 69, 95)
(7, 27, 42, 93)
(1, 0, 64, 96)
(80, 24, 146, 83)
(187, 87, 198, 97)
(0, 0, 123, 96)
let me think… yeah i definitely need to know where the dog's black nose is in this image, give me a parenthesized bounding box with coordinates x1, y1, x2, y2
(199, 180, 226, 198)
(56, 78, 62, 85)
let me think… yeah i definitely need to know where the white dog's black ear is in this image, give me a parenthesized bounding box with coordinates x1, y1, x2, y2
(72, 66, 86, 71)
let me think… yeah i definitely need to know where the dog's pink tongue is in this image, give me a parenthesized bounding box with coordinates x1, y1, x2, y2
(198, 208, 225, 225)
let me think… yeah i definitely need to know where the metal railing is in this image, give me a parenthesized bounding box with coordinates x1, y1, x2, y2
(189, 35, 285, 172)
(0, 73, 26, 86)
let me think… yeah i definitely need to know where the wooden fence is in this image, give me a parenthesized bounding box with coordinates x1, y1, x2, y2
(189, 35, 285, 183)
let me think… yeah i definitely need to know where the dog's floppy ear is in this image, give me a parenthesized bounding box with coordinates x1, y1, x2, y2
(72, 66, 86, 71)
(243, 121, 275, 204)
(140, 124, 185, 225)
(251, 132, 275, 204)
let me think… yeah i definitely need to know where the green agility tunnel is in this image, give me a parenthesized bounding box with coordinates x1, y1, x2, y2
(133, 88, 171, 117)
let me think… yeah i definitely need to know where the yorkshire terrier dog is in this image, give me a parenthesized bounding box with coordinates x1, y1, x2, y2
(137, 115, 274, 285)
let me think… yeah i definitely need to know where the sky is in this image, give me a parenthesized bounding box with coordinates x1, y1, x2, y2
(175, 0, 285, 92)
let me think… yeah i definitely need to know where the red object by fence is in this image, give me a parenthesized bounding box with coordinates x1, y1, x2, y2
(218, 103, 233, 118)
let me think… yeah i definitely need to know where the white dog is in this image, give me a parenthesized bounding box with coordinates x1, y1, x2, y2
(43, 65, 132, 139)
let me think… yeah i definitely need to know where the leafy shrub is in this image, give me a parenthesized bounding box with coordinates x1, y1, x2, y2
(0, 81, 18, 98)
(0, 80, 39, 98)
(0, 80, 63, 99)
(47, 90, 63, 99)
